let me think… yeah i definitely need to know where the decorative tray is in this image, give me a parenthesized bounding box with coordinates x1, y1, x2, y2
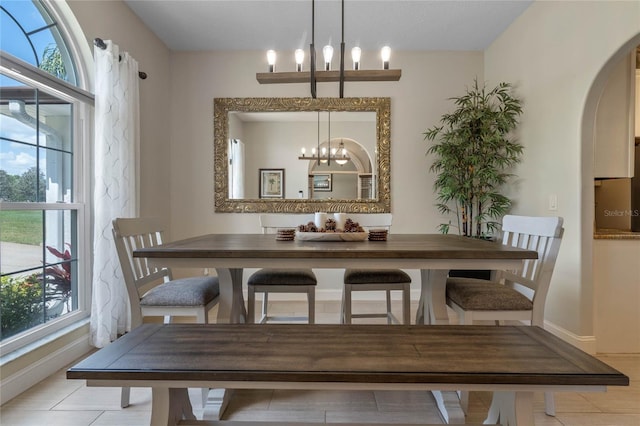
(295, 231, 368, 242)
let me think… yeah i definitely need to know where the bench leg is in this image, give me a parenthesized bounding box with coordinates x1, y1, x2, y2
(431, 390, 465, 424)
(203, 388, 235, 421)
(151, 387, 195, 426)
(486, 391, 534, 426)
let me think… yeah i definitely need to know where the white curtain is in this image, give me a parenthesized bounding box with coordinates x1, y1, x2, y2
(229, 138, 245, 199)
(90, 41, 139, 348)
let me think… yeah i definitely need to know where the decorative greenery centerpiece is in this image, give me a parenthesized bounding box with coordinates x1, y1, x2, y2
(424, 79, 523, 238)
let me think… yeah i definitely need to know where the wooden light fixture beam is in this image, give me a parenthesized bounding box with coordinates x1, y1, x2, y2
(256, 0, 401, 97)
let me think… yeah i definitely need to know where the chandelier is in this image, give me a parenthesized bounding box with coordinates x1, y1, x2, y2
(256, 0, 401, 98)
(297, 111, 350, 166)
(299, 139, 351, 165)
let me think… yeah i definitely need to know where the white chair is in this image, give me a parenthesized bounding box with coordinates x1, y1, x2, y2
(112, 217, 220, 408)
(247, 214, 317, 323)
(445, 214, 564, 417)
(341, 213, 411, 325)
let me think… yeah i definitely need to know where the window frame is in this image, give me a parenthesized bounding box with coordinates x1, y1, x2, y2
(0, 1, 94, 352)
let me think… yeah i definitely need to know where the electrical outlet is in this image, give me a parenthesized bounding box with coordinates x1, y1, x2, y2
(548, 194, 558, 211)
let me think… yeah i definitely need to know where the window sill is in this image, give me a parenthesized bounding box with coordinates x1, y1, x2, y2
(1, 317, 90, 367)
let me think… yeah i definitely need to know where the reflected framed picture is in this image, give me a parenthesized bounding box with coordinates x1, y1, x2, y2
(259, 168, 285, 198)
(313, 174, 332, 192)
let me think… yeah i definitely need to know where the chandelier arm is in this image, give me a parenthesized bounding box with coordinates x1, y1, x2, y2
(317, 111, 321, 166)
(328, 111, 331, 166)
(339, 0, 345, 98)
(310, 0, 316, 98)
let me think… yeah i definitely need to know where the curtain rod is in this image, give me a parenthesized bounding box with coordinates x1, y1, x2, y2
(93, 38, 147, 79)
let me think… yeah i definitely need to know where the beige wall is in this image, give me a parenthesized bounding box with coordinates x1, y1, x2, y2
(484, 1, 640, 340)
(67, 0, 172, 226)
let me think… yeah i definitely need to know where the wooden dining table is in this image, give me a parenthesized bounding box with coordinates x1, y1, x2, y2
(133, 232, 538, 423)
(133, 232, 537, 326)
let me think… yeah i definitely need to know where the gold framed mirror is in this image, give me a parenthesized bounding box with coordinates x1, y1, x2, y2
(214, 97, 391, 213)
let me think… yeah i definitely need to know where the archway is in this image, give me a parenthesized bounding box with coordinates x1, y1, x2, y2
(581, 34, 640, 353)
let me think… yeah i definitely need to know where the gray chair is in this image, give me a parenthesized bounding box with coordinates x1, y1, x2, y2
(247, 214, 317, 323)
(445, 215, 564, 417)
(341, 213, 411, 325)
(112, 217, 220, 408)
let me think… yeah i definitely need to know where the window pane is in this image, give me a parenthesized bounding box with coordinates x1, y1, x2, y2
(0, 141, 43, 202)
(0, 208, 78, 341)
(0, 209, 43, 272)
(40, 147, 72, 202)
(39, 98, 72, 152)
(0, 11, 37, 66)
(0, 77, 38, 147)
(0, 271, 46, 340)
(43, 209, 77, 315)
(1, 1, 48, 33)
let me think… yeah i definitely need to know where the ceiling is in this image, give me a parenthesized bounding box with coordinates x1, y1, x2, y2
(123, 0, 533, 52)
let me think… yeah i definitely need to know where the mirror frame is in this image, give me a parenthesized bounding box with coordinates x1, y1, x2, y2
(214, 97, 391, 213)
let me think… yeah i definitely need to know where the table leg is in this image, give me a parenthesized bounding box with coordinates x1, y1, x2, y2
(214, 268, 246, 324)
(416, 269, 462, 424)
(150, 387, 195, 426)
(486, 391, 535, 426)
(416, 269, 449, 325)
(210, 268, 243, 420)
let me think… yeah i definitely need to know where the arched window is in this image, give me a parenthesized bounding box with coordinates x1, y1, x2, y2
(1, 0, 77, 84)
(1, 0, 93, 351)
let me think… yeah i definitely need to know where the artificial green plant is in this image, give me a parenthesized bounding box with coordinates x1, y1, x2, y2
(424, 78, 524, 238)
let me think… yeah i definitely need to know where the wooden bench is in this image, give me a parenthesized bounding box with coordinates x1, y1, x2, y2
(67, 324, 628, 426)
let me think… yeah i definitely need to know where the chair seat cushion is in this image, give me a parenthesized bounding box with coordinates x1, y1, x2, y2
(446, 277, 533, 311)
(248, 268, 317, 286)
(141, 276, 220, 306)
(344, 269, 411, 284)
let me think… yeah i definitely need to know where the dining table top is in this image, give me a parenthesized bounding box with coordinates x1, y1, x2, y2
(132, 233, 539, 261)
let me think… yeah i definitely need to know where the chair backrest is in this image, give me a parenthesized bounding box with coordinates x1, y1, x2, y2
(112, 217, 172, 327)
(499, 215, 564, 326)
(259, 214, 314, 234)
(343, 213, 393, 231)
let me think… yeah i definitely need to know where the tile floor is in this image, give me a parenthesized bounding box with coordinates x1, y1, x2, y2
(1, 301, 639, 425)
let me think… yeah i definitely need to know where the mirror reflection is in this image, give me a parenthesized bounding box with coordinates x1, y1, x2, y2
(228, 111, 376, 200)
(214, 97, 390, 213)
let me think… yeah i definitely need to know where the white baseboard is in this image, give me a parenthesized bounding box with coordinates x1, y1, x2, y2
(544, 320, 597, 354)
(0, 333, 92, 405)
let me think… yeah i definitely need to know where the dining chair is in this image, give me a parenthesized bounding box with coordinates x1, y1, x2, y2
(247, 214, 317, 323)
(341, 213, 411, 325)
(112, 217, 220, 408)
(445, 214, 564, 417)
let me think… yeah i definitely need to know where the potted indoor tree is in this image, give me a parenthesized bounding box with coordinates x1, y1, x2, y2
(424, 78, 524, 239)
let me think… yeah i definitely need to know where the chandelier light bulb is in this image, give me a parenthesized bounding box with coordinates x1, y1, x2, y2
(351, 47, 361, 70)
(295, 49, 305, 72)
(321, 147, 327, 156)
(301, 147, 306, 156)
(323, 45, 334, 71)
(266, 49, 276, 72)
(380, 46, 391, 70)
(311, 147, 317, 155)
